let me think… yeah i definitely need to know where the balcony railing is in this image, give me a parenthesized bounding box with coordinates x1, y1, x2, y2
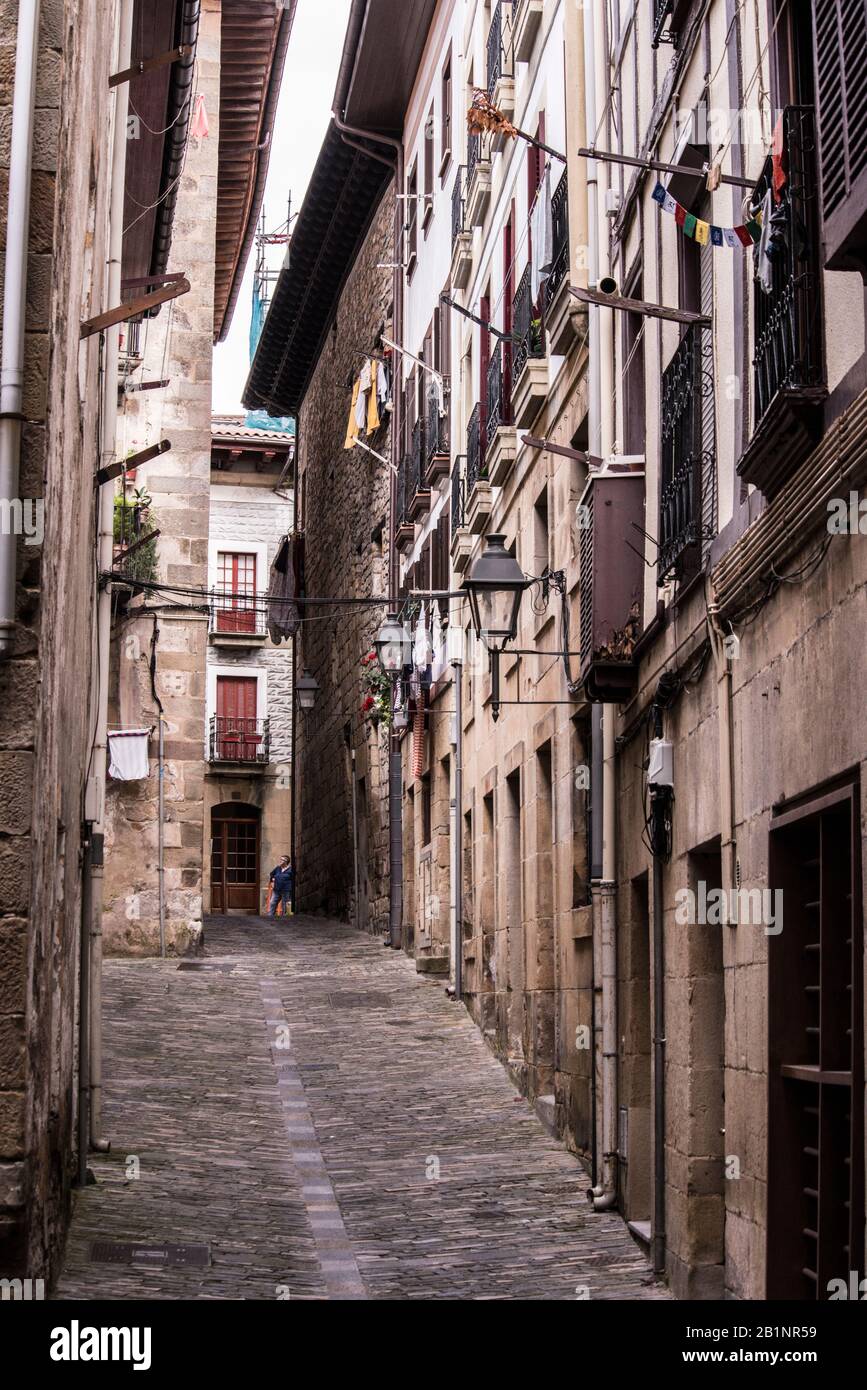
(751, 106, 824, 429)
(467, 403, 487, 492)
(210, 597, 264, 638)
(451, 165, 467, 244)
(658, 323, 715, 583)
(652, 0, 674, 46)
(426, 377, 450, 463)
(486, 340, 513, 445)
(209, 716, 270, 765)
(410, 416, 427, 498)
(451, 458, 467, 531)
(468, 131, 481, 187)
(545, 169, 569, 309)
(395, 453, 413, 535)
(487, 1, 514, 94)
(512, 262, 545, 379)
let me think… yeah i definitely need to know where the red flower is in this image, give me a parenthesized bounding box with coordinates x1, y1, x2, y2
(362, 695, 375, 712)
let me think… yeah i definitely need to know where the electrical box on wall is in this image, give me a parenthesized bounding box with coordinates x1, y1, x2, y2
(647, 738, 674, 787)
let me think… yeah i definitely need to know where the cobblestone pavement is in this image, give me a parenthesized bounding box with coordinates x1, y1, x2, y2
(57, 915, 669, 1301)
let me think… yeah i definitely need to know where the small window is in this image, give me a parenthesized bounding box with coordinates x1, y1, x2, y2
(423, 103, 435, 231)
(406, 161, 418, 277)
(421, 774, 432, 847)
(441, 48, 453, 176)
(216, 552, 258, 633)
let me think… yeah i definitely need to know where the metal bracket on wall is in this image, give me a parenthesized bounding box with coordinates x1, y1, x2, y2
(95, 439, 171, 487)
(109, 46, 190, 88)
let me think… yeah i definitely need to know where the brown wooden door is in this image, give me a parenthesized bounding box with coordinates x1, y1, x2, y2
(211, 811, 260, 913)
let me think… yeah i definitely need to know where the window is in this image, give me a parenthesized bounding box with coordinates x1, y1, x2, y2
(213, 675, 264, 762)
(406, 160, 418, 276)
(533, 485, 550, 579)
(767, 777, 864, 1298)
(623, 271, 645, 458)
(441, 48, 453, 176)
(216, 551, 257, 633)
(423, 103, 435, 231)
(421, 774, 432, 847)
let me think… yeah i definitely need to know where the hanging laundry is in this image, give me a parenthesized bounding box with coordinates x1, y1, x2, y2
(367, 360, 381, 434)
(108, 729, 151, 781)
(771, 112, 787, 205)
(412, 687, 426, 780)
(530, 167, 554, 302)
(427, 374, 445, 418)
(344, 379, 362, 449)
(377, 357, 391, 410)
(190, 93, 209, 141)
(756, 188, 775, 295)
(267, 534, 301, 643)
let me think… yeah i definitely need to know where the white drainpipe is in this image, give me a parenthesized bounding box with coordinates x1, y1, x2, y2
(582, 0, 618, 1211)
(88, 0, 135, 1150)
(0, 0, 41, 658)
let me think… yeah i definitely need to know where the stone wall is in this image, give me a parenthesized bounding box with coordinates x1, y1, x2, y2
(295, 190, 394, 928)
(103, 0, 223, 958)
(0, 0, 113, 1280)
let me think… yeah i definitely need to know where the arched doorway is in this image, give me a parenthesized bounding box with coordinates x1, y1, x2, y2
(211, 803, 261, 912)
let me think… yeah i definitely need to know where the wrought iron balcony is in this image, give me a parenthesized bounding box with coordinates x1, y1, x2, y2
(512, 262, 546, 379)
(426, 377, 450, 467)
(395, 453, 415, 545)
(652, 0, 674, 46)
(486, 340, 513, 445)
(451, 165, 467, 244)
(487, 1, 514, 94)
(410, 417, 426, 495)
(466, 402, 487, 492)
(658, 323, 715, 584)
(738, 106, 826, 497)
(545, 169, 569, 310)
(210, 591, 265, 639)
(451, 458, 467, 531)
(209, 716, 270, 765)
(468, 130, 481, 188)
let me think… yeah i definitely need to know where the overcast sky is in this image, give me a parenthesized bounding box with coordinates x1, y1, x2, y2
(212, 0, 352, 415)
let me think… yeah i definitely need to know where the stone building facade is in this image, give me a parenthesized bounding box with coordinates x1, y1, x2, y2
(591, 0, 867, 1299)
(203, 418, 294, 917)
(103, 1, 224, 958)
(0, 0, 113, 1281)
(292, 194, 395, 926)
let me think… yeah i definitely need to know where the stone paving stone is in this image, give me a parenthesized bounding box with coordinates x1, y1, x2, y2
(55, 914, 670, 1302)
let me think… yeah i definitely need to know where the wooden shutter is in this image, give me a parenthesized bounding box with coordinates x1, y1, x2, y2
(479, 293, 491, 439)
(815, 0, 867, 218)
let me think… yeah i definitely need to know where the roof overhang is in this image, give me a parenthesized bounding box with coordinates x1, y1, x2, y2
(214, 0, 297, 343)
(121, 0, 200, 295)
(242, 122, 392, 417)
(334, 0, 436, 137)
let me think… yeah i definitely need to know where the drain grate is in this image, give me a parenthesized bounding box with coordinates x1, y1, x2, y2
(328, 992, 392, 1009)
(90, 1242, 210, 1268)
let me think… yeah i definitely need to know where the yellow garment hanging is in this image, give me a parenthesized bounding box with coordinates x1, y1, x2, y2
(367, 360, 381, 434)
(344, 379, 361, 450)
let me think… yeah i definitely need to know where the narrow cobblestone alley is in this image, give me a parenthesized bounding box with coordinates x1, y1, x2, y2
(56, 916, 668, 1302)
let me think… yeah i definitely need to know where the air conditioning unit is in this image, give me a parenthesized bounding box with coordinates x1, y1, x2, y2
(578, 470, 646, 702)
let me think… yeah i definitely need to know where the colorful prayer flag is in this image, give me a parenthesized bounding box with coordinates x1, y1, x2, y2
(674, 204, 687, 227)
(695, 220, 710, 245)
(734, 225, 752, 247)
(745, 218, 762, 243)
(723, 228, 739, 248)
(710, 226, 724, 247)
(663, 193, 678, 216)
(684, 213, 697, 238)
(652, 181, 666, 205)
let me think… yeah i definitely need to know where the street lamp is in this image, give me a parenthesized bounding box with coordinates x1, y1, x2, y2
(374, 611, 412, 676)
(462, 533, 528, 721)
(295, 669, 320, 712)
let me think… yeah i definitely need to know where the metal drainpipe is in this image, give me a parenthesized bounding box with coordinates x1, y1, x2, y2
(158, 716, 166, 958)
(652, 848, 666, 1273)
(0, 0, 40, 658)
(331, 108, 405, 951)
(88, 0, 135, 1152)
(351, 747, 360, 930)
(452, 655, 463, 1000)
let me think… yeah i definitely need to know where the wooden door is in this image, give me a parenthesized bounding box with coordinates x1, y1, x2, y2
(211, 810, 260, 912)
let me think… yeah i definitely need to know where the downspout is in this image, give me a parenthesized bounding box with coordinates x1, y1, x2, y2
(351, 746, 360, 929)
(331, 107, 405, 950)
(584, 0, 618, 1211)
(0, 0, 40, 658)
(707, 589, 736, 907)
(88, 0, 135, 1151)
(452, 655, 463, 1000)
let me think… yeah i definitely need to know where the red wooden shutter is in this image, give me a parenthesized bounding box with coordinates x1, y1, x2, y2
(479, 293, 491, 442)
